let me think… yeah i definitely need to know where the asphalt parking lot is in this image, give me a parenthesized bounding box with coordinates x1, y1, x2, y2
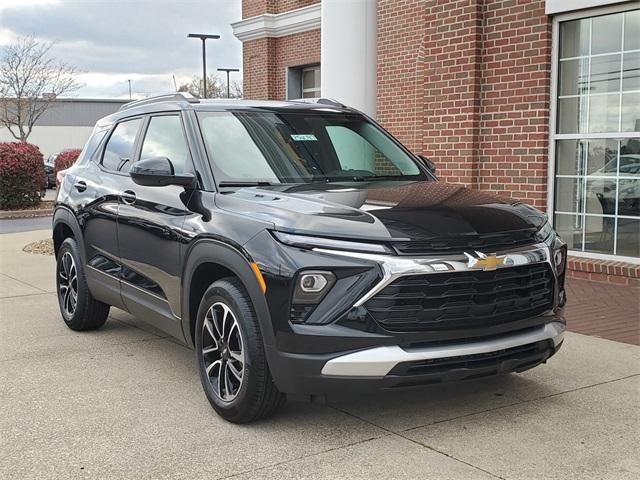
(1, 229, 639, 480)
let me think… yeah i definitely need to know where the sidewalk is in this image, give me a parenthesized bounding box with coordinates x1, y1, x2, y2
(0, 229, 638, 480)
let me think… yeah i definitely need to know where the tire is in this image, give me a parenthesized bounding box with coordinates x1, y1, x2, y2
(195, 277, 285, 423)
(56, 237, 110, 331)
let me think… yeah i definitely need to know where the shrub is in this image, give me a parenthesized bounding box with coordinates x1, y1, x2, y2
(0, 142, 45, 210)
(54, 148, 81, 177)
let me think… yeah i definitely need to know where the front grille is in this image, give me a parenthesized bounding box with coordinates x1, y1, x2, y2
(392, 230, 537, 255)
(365, 263, 554, 332)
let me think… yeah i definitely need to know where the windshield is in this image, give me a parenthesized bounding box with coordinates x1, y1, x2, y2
(197, 111, 425, 185)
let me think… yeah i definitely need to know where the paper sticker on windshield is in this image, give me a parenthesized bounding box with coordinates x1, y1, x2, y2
(291, 134, 317, 141)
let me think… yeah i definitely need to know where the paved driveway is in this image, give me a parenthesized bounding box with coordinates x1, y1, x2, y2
(1, 230, 639, 480)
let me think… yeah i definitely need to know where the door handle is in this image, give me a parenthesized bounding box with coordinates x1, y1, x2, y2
(74, 180, 87, 192)
(121, 190, 137, 205)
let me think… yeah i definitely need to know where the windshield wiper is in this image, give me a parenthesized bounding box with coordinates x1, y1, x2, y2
(218, 181, 275, 187)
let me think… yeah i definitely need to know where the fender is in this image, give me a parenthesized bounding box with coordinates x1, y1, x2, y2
(52, 206, 87, 263)
(180, 238, 276, 353)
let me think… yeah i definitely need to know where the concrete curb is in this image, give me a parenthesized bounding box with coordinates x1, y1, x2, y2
(0, 209, 53, 220)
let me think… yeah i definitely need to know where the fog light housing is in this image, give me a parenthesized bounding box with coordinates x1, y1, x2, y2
(553, 245, 567, 275)
(293, 271, 336, 304)
(290, 271, 336, 323)
(300, 273, 328, 293)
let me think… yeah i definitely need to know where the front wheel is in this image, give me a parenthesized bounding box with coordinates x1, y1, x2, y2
(195, 278, 285, 423)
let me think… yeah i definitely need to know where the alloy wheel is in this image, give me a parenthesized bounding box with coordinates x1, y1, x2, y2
(58, 252, 78, 317)
(201, 302, 245, 401)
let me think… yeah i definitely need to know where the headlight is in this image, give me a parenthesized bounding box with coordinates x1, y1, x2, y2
(535, 220, 554, 243)
(272, 231, 393, 254)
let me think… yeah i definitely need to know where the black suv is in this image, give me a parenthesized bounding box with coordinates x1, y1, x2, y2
(53, 93, 567, 423)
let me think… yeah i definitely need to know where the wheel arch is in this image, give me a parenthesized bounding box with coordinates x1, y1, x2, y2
(52, 206, 86, 263)
(181, 238, 275, 352)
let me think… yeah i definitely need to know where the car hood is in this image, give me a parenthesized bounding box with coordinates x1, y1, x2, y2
(215, 181, 547, 242)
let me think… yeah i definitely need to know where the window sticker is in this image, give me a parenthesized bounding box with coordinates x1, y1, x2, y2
(290, 134, 317, 141)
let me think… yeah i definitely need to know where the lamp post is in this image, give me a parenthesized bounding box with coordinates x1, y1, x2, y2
(187, 33, 220, 98)
(217, 68, 240, 98)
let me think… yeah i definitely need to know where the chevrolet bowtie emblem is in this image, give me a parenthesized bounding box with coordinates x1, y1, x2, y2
(464, 251, 510, 271)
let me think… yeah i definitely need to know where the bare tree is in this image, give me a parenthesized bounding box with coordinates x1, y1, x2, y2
(230, 79, 243, 99)
(178, 74, 242, 99)
(0, 36, 82, 141)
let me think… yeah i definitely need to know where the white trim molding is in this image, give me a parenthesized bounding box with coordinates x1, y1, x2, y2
(545, 0, 635, 15)
(231, 3, 321, 42)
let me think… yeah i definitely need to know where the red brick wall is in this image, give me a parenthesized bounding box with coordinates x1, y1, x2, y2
(243, 0, 319, 18)
(377, 0, 552, 209)
(242, 0, 552, 208)
(243, 38, 275, 99)
(242, 29, 321, 101)
(477, 0, 551, 208)
(376, 0, 427, 153)
(241, 0, 321, 100)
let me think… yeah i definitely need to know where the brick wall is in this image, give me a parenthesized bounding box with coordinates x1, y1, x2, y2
(243, 0, 318, 17)
(377, 0, 552, 209)
(477, 0, 551, 208)
(241, 0, 320, 101)
(243, 38, 276, 99)
(242, 29, 321, 100)
(567, 256, 640, 286)
(376, 0, 428, 153)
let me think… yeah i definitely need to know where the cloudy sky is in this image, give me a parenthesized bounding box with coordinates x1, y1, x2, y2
(0, 0, 243, 99)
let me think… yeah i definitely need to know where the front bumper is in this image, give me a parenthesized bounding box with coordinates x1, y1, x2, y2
(246, 232, 568, 396)
(269, 321, 565, 396)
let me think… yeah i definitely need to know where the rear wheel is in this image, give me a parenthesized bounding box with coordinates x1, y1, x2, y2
(56, 237, 109, 331)
(195, 278, 285, 423)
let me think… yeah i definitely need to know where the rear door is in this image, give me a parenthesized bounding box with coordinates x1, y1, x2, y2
(115, 113, 196, 340)
(81, 117, 143, 310)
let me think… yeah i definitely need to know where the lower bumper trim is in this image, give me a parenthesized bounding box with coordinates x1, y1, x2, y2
(320, 322, 565, 377)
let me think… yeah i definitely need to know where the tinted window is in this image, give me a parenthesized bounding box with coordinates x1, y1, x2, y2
(102, 118, 141, 172)
(197, 111, 422, 184)
(81, 129, 107, 165)
(140, 115, 191, 173)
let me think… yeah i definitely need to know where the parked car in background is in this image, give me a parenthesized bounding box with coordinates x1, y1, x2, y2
(45, 149, 80, 188)
(44, 153, 57, 188)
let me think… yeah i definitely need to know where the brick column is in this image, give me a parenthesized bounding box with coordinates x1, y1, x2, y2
(477, 0, 551, 209)
(243, 38, 277, 100)
(421, 0, 484, 186)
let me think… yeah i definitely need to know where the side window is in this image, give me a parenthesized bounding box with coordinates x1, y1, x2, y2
(102, 118, 142, 172)
(140, 115, 191, 174)
(82, 129, 107, 164)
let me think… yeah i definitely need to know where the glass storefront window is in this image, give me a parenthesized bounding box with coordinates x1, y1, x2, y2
(553, 9, 640, 259)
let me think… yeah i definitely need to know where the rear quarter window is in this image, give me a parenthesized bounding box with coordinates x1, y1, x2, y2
(101, 118, 142, 172)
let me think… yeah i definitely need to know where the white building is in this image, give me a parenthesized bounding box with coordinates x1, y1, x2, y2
(0, 98, 128, 158)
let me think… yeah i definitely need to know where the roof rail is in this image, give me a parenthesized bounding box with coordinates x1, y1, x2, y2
(290, 97, 346, 108)
(118, 92, 200, 111)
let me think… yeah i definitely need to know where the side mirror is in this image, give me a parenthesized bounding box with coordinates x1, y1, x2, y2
(130, 156, 195, 187)
(418, 155, 437, 175)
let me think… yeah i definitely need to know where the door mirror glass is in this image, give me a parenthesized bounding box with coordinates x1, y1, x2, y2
(130, 156, 195, 187)
(418, 155, 437, 175)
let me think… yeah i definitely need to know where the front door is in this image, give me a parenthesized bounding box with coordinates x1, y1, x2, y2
(116, 113, 195, 340)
